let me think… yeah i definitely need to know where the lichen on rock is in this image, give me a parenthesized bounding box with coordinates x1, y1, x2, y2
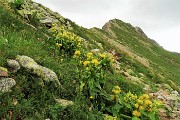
(7, 59, 20, 72)
(0, 78, 16, 93)
(16, 55, 61, 87)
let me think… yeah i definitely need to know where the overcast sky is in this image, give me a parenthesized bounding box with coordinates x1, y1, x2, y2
(33, 0, 180, 53)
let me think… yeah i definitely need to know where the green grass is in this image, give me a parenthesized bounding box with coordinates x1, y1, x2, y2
(109, 20, 180, 87)
(0, 3, 144, 119)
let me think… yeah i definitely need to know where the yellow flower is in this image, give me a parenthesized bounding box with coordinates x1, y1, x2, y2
(114, 86, 121, 91)
(135, 103, 139, 108)
(100, 53, 106, 58)
(113, 116, 117, 120)
(87, 52, 93, 59)
(112, 89, 121, 94)
(90, 96, 94, 99)
(142, 94, 150, 99)
(57, 32, 63, 37)
(132, 95, 138, 100)
(148, 108, 152, 112)
(77, 43, 81, 48)
(139, 95, 144, 100)
(145, 100, 152, 105)
(139, 106, 144, 111)
(137, 99, 143, 105)
(91, 59, 99, 66)
(55, 43, 62, 48)
(74, 50, 81, 56)
(83, 61, 90, 67)
(132, 110, 141, 117)
(110, 58, 115, 63)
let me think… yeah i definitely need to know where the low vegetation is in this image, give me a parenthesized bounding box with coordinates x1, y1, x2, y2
(0, 0, 179, 120)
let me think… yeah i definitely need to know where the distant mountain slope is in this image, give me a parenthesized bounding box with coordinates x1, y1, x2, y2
(70, 18, 180, 90)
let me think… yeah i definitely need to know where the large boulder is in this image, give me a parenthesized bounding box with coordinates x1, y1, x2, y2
(0, 78, 16, 93)
(0, 67, 8, 77)
(16, 55, 61, 87)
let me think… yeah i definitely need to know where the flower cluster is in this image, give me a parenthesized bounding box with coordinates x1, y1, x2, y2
(73, 50, 81, 58)
(74, 51, 115, 100)
(112, 86, 121, 95)
(49, 24, 81, 56)
(133, 94, 152, 117)
(123, 92, 138, 103)
(132, 94, 162, 118)
(107, 88, 162, 119)
(111, 86, 121, 101)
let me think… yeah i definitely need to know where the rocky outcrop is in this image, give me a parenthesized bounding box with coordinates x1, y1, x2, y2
(11, 0, 72, 30)
(134, 27, 148, 38)
(0, 78, 16, 93)
(150, 90, 180, 120)
(16, 55, 61, 87)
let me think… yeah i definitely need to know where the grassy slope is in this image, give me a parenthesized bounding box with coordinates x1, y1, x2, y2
(108, 19, 180, 86)
(69, 18, 180, 91)
(0, 2, 144, 119)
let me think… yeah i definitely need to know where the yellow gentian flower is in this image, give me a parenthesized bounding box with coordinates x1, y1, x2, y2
(91, 59, 99, 66)
(74, 50, 81, 56)
(132, 110, 141, 117)
(83, 61, 90, 67)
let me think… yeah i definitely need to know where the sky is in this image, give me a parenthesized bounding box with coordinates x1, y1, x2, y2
(33, 0, 180, 53)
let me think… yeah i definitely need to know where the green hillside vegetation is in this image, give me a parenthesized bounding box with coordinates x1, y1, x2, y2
(0, 0, 179, 120)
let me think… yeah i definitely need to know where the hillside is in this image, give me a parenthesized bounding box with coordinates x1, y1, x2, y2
(0, 0, 180, 120)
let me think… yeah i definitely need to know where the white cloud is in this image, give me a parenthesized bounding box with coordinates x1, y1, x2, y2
(33, 0, 180, 52)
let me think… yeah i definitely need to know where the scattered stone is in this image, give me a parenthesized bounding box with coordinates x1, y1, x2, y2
(143, 84, 151, 92)
(139, 73, 144, 77)
(150, 89, 180, 120)
(97, 43, 103, 49)
(122, 71, 130, 77)
(0, 78, 16, 93)
(40, 17, 53, 27)
(55, 99, 74, 108)
(0, 67, 8, 77)
(90, 49, 100, 53)
(7, 59, 20, 73)
(126, 69, 134, 75)
(16, 55, 61, 87)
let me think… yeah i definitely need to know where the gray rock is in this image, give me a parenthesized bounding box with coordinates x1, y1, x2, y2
(0, 78, 16, 93)
(16, 55, 61, 87)
(0, 67, 8, 77)
(40, 17, 53, 27)
(171, 91, 179, 97)
(55, 99, 74, 108)
(135, 26, 148, 38)
(7, 59, 20, 72)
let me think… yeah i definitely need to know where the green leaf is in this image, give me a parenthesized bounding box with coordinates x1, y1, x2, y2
(132, 117, 140, 120)
(80, 81, 85, 91)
